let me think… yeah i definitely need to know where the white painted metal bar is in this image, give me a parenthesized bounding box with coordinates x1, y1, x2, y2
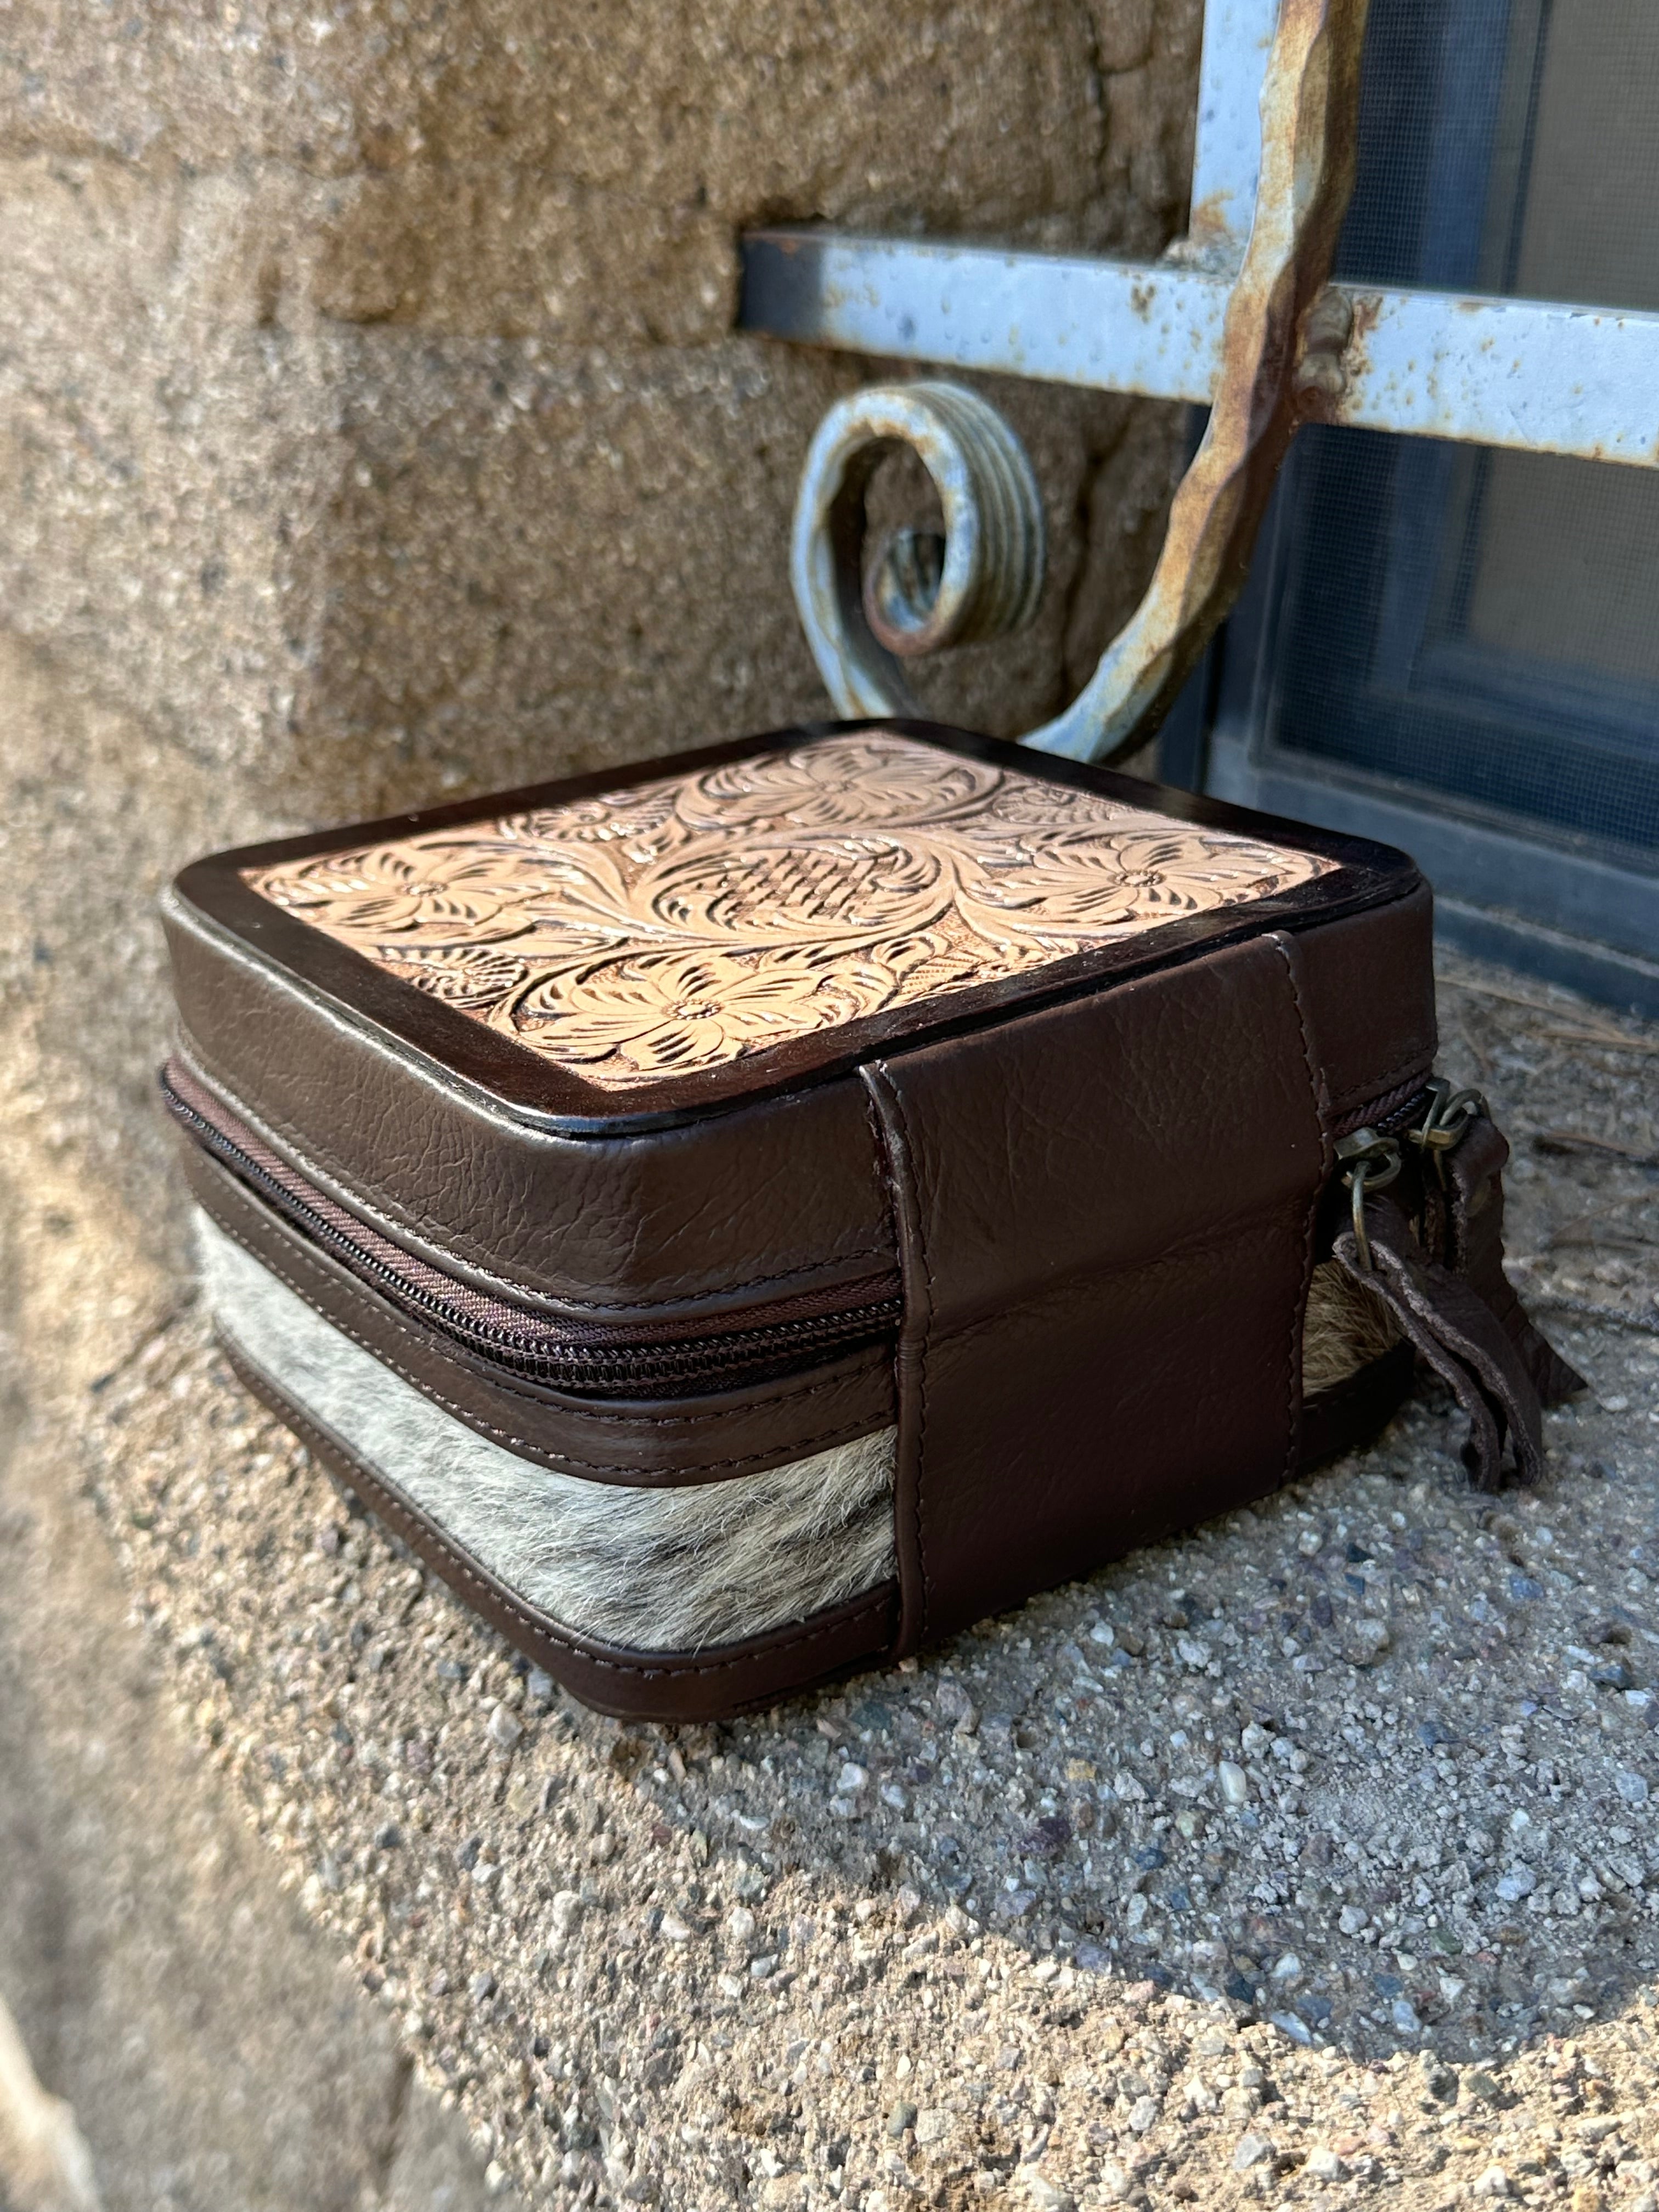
(741, 233, 1225, 402)
(740, 232, 1659, 467)
(1338, 287, 1659, 464)
(1187, 0, 1282, 255)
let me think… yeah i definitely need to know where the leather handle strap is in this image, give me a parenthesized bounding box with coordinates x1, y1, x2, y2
(864, 931, 1330, 1651)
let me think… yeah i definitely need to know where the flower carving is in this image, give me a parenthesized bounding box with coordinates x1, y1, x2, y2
(514, 950, 881, 1075)
(244, 731, 1332, 1091)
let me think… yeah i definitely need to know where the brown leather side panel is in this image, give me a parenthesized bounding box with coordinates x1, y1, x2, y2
(1292, 878, 1437, 1123)
(165, 891, 896, 1320)
(219, 1338, 898, 1722)
(185, 1143, 895, 1487)
(865, 931, 1331, 1650)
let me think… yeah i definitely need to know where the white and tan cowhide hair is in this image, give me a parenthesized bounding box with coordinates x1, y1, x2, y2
(196, 1213, 898, 1652)
(197, 1215, 1397, 1655)
(1302, 1257, 1403, 1396)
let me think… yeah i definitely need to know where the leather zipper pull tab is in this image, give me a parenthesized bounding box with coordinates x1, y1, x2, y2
(1440, 1109, 1586, 1409)
(1331, 1193, 1547, 1492)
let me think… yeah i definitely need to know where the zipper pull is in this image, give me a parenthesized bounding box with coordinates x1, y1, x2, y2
(1330, 1190, 1548, 1492)
(1405, 1076, 1488, 1186)
(1329, 1077, 1583, 1491)
(1333, 1126, 1402, 1273)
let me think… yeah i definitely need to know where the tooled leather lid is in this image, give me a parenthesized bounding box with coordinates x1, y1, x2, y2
(168, 719, 1419, 1137)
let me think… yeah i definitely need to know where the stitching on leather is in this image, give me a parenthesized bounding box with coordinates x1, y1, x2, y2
(864, 1070, 932, 1646)
(218, 1334, 896, 1683)
(177, 1039, 893, 1308)
(198, 1189, 887, 1479)
(201, 1160, 884, 1444)
(1270, 932, 1331, 1485)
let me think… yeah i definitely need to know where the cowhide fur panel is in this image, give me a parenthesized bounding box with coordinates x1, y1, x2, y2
(199, 1215, 1400, 1652)
(196, 1214, 897, 1653)
(1302, 1257, 1402, 1396)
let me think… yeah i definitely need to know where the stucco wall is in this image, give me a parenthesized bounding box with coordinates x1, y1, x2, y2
(1, 0, 1200, 810)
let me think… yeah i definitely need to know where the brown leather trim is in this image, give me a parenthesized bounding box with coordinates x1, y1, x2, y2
(1277, 928, 1336, 1478)
(163, 972, 898, 1321)
(166, 995, 898, 1318)
(217, 1335, 899, 1722)
(171, 718, 1418, 1131)
(186, 1142, 894, 1488)
(864, 930, 1330, 1652)
(1291, 879, 1438, 1123)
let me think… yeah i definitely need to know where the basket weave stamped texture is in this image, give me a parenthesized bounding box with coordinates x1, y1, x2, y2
(242, 731, 1333, 1091)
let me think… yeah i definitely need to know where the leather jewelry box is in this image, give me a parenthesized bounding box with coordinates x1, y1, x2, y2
(161, 719, 1575, 1719)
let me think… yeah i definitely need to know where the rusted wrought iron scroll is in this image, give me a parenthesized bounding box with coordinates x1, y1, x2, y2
(789, 0, 1370, 765)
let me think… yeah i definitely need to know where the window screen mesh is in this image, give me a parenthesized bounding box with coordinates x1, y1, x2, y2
(1262, 0, 1659, 868)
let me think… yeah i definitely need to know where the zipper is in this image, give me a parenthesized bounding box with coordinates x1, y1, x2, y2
(161, 1061, 902, 1400)
(1333, 1077, 1485, 1271)
(166, 1059, 1453, 1395)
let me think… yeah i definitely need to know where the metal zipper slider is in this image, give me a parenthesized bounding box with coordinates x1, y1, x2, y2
(1334, 1126, 1402, 1273)
(1405, 1076, 1488, 1186)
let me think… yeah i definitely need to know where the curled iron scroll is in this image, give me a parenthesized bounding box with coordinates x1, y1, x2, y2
(788, 381, 1047, 719)
(789, 0, 1369, 764)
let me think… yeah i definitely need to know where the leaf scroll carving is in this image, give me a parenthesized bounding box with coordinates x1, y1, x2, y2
(245, 732, 1331, 1089)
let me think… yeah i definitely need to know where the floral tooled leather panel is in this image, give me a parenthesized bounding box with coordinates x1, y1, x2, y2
(243, 731, 1333, 1090)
